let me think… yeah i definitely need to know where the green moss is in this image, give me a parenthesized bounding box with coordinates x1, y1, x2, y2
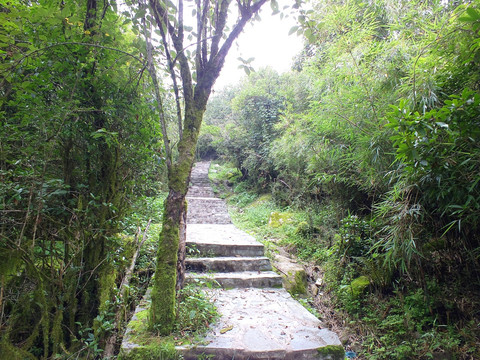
(0, 338, 36, 360)
(0, 250, 22, 284)
(51, 308, 64, 355)
(295, 221, 310, 236)
(150, 208, 179, 334)
(268, 211, 293, 228)
(150, 259, 177, 334)
(129, 310, 149, 334)
(349, 276, 370, 298)
(168, 157, 193, 193)
(255, 194, 273, 203)
(118, 341, 182, 360)
(98, 264, 117, 312)
(287, 269, 308, 295)
(124, 309, 179, 358)
(316, 344, 345, 359)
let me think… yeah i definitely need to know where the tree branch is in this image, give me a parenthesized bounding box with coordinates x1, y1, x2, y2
(206, 0, 268, 91)
(4, 42, 144, 74)
(140, 1, 172, 164)
(103, 220, 152, 358)
(210, 0, 231, 58)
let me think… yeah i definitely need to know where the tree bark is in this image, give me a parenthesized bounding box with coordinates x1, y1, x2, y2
(177, 201, 187, 292)
(150, 123, 199, 333)
(148, 0, 269, 334)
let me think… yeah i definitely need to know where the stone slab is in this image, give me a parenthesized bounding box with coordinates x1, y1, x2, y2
(187, 224, 260, 246)
(178, 288, 343, 360)
(187, 186, 216, 198)
(186, 224, 265, 257)
(186, 197, 232, 224)
(186, 256, 272, 272)
(273, 254, 308, 295)
(186, 271, 283, 288)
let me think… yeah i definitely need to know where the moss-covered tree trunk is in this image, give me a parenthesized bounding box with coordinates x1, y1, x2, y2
(150, 108, 203, 334)
(147, 0, 268, 334)
(177, 202, 187, 292)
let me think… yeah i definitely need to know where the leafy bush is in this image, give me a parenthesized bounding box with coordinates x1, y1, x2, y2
(388, 89, 480, 238)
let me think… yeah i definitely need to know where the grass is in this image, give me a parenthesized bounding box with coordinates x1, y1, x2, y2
(119, 282, 219, 360)
(207, 161, 480, 360)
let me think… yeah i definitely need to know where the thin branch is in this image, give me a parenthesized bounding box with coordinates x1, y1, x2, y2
(210, 0, 231, 59)
(196, 0, 203, 71)
(200, 0, 210, 72)
(346, 48, 379, 123)
(140, 0, 172, 164)
(103, 219, 151, 358)
(332, 111, 370, 135)
(135, 63, 148, 89)
(211, 0, 268, 79)
(161, 12, 184, 140)
(3, 42, 144, 74)
(149, 0, 193, 105)
(411, 10, 456, 107)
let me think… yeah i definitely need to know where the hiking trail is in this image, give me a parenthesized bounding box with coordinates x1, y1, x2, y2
(121, 162, 343, 360)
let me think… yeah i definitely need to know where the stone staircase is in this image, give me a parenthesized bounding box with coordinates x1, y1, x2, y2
(185, 162, 283, 289)
(178, 162, 344, 359)
(120, 162, 343, 360)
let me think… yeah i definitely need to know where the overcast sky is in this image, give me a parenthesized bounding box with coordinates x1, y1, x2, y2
(214, 4, 304, 89)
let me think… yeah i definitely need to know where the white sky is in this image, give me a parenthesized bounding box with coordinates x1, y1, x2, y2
(214, 3, 304, 89)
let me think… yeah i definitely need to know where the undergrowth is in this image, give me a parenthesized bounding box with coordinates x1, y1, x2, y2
(174, 282, 219, 337)
(119, 282, 218, 360)
(209, 161, 480, 360)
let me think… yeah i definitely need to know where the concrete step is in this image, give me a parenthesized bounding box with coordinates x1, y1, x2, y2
(186, 271, 283, 288)
(187, 241, 264, 257)
(121, 161, 344, 360)
(187, 224, 265, 257)
(187, 185, 215, 198)
(186, 197, 231, 224)
(186, 256, 272, 272)
(177, 288, 344, 360)
(190, 179, 211, 185)
(190, 178, 211, 185)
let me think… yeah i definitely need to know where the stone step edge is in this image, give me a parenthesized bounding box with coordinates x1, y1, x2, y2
(186, 271, 281, 277)
(186, 240, 264, 245)
(186, 256, 270, 262)
(176, 345, 344, 360)
(186, 256, 272, 272)
(186, 196, 224, 201)
(185, 271, 283, 288)
(186, 243, 265, 257)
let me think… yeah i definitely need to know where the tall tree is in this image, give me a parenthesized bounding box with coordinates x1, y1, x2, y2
(142, 0, 270, 333)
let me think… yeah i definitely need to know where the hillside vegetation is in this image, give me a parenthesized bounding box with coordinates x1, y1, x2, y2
(200, 1, 480, 358)
(1, 0, 479, 358)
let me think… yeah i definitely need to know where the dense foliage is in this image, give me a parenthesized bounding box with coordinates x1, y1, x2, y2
(0, 1, 165, 357)
(201, 0, 480, 358)
(3, 0, 480, 357)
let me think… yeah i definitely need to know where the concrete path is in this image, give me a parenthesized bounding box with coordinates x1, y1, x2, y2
(178, 162, 343, 359)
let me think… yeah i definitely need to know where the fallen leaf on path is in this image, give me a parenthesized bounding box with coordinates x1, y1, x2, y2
(220, 325, 234, 334)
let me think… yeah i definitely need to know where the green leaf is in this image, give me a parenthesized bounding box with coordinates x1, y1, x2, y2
(288, 25, 299, 35)
(304, 28, 315, 42)
(466, 7, 480, 20)
(133, 8, 147, 20)
(270, 0, 279, 13)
